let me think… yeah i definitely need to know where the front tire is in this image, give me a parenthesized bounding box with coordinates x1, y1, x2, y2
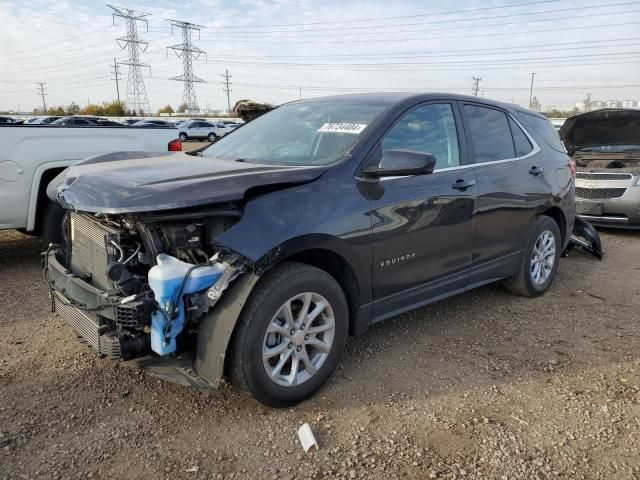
(179, 132, 188, 141)
(228, 262, 348, 407)
(207, 132, 217, 142)
(505, 216, 561, 297)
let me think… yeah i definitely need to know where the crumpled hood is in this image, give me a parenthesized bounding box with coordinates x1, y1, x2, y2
(560, 109, 640, 155)
(47, 151, 327, 213)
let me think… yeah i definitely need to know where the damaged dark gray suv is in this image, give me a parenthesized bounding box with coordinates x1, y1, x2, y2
(45, 93, 575, 406)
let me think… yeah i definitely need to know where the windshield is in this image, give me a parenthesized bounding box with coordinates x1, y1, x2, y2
(202, 101, 387, 165)
(576, 144, 640, 153)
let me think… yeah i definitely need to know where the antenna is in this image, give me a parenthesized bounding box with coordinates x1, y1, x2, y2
(167, 19, 206, 113)
(108, 4, 152, 114)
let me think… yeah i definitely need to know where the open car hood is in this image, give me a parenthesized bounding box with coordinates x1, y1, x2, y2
(560, 109, 640, 155)
(47, 151, 327, 213)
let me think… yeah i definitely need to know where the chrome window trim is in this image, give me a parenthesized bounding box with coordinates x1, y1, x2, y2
(371, 113, 542, 181)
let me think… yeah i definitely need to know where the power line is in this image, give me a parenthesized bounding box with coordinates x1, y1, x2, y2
(187, 0, 562, 29)
(195, 1, 640, 36)
(221, 69, 232, 114)
(108, 4, 151, 114)
(196, 19, 640, 44)
(36, 82, 47, 113)
(166, 19, 206, 112)
(472, 77, 482, 96)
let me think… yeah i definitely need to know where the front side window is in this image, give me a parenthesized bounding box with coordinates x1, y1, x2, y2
(381, 103, 460, 170)
(203, 101, 387, 166)
(464, 105, 515, 162)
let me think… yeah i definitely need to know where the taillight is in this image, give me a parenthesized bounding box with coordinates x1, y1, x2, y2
(168, 138, 182, 151)
(568, 159, 576, 178)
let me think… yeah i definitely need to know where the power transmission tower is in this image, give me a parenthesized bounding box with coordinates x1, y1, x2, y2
(108, 4, 151, 114)
(36, 82, 47, 114)
(221, 69, 232, 115)
(529, 72, 537, 109)
(472, 76, 482, 96)
(110, 58, 122, 104)
(167, 19, 206, 113)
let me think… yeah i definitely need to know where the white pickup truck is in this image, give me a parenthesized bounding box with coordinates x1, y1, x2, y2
(0, 125, 181, 240)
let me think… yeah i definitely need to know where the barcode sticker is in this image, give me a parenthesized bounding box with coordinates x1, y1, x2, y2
(318, 123, 367, 134)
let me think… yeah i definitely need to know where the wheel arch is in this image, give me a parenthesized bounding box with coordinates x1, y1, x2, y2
(281, 248, 362, 336)
(29, 165, 67, 233)
(541, 205, 567, 246)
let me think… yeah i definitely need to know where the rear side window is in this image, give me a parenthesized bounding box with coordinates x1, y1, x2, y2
(464, 105, 515, 162)
(517, 112, 565, 152)
(509, 117, 533, 157)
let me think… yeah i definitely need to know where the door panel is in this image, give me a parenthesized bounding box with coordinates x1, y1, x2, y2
(365, 102, 478, 320)
(461, 103, 551, 284)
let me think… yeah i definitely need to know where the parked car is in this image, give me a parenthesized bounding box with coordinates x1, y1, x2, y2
(30, 116, 63, 125)
(23, 118, 40, 124)
(0, 124, 181, 242)
(45, 93, 575, 407)
(0, 116, 18, 124)
(131, 119, 174, 127)
(177, 120, 223, 141)
(50, 116, 101, 126)
(123, 119, 140, 125)
(96, 119, 124, 127)
(561, 108, 640, 228)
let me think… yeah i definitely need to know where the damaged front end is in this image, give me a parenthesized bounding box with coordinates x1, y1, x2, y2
(44, 208, 253, 388)
(563, 215, 603, 260)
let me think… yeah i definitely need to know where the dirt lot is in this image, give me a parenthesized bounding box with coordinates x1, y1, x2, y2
(1, 228, 639, 480)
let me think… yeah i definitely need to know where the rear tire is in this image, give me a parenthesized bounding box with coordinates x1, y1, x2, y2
(505, 216, 561, 297)
(208, 132, 217, 142)
(228, 262, 348, 407)
(179, 132, 188, 141)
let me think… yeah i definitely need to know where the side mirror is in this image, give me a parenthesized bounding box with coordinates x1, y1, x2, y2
(362, 149, 436, 178)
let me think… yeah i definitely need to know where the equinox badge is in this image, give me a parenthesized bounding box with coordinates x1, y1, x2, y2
(380, 252, 416, 268)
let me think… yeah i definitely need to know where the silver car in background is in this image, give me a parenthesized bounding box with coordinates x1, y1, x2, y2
(560, 109, 640, 228)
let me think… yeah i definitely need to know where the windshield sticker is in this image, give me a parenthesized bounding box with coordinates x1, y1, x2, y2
(318, 123, 367, 134)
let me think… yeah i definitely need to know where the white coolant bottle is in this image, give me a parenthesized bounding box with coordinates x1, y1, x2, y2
(148, 254, 225, 355)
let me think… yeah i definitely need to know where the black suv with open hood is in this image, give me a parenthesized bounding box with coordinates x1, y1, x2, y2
(45, 93, 575, 406)
(560, 108, 640, 228)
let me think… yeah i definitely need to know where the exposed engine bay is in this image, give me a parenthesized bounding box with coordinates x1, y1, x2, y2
(574, 154, 640, 174)
(45, 207, 248, 363)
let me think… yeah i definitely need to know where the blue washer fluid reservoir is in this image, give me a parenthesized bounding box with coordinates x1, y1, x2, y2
(148, 254, 225, 355)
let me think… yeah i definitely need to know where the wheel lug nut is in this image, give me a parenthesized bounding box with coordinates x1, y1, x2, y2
(296, 346, 302, 352)
(290, 329, 295, 335)
(300, 324, 306, 330)
(288, 343, 293, 349)
(304, 334, 309, 340)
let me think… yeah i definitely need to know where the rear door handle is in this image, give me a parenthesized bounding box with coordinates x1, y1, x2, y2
(529, 166, 545, 176)
(451, 178, 476, 190)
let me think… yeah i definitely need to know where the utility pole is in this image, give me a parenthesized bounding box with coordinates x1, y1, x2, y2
(299, 86, 302, 100)
(167, 19, 206, 113)
(529, 72, 536, 109)
(108, 4, 152, 114)
(221, 69, 232, 115)
(111, 57, 121, 104)
(472, 76, 482, 96)
(36, 82, 47, 114)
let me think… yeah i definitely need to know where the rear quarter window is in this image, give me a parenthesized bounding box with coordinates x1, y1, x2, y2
(517, 111, 566, 153)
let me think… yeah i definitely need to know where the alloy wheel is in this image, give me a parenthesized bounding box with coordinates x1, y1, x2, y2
(530, 230, 556, 285)
(262, 292, 335, 387)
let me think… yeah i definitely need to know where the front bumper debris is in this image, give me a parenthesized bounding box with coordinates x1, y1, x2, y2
(563, 215, 603, 260)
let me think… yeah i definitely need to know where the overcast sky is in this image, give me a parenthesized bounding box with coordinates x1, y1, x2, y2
(1, 0, 640, 113)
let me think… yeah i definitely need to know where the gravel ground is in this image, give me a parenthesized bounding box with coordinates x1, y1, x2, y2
(1, 228, 639, 480)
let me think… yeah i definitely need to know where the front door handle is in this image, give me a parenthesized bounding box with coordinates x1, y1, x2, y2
(451, 178, 476, 190)
(529, 166, 545, 176)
